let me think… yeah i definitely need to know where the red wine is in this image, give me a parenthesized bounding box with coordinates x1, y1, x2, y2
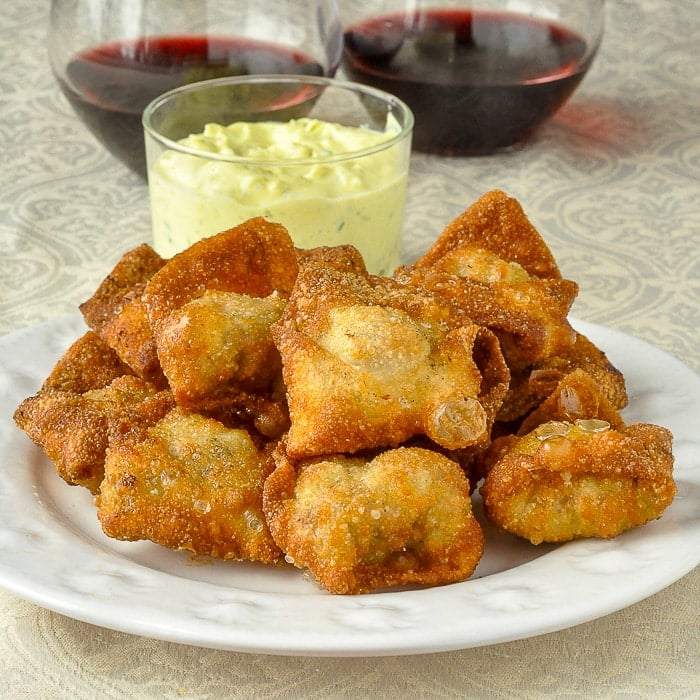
(343, 10, 593, 155)
(57, 36, 324, 176)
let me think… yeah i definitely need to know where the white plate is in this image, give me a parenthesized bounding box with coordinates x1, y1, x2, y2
(0, 315, 698, 656)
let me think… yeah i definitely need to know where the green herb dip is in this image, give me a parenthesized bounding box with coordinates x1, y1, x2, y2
(148, 117, 409, 275)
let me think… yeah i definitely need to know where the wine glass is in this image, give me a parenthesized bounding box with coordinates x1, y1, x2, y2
(340, 0, 605, 155)
(48, 0, 343, 176)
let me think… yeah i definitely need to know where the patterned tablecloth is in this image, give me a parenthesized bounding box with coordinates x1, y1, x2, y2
(1, 1, 698, 697)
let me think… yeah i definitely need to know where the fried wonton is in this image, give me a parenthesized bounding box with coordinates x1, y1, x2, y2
(296, 244, 368, 275)
(480, 419, 676, 544)
(517, 368, 626, 436)
(14, 375, 172, 493)
(80, 243, 166, 331)
(154, 289, 287, 411)
(397, 189, 580, 374)
(101, 295, 165, 386)
(98, 408, 281, 563)
(272, 257, 509, 458)
(142, 217, 298, 337)
(263, 445, 484, 594)
(397, 245, 578, 368)
(42, 330, 133, 394)
(395, 190, 623, 425)
(80, 243, 166, 384)
(525, 331, 628, 410)
(409, 189, 563, 279)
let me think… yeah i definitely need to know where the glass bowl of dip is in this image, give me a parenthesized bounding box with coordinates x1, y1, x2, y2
(143, 75, 413, 275)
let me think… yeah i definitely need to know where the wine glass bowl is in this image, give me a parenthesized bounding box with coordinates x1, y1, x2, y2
(341, 0, 605, 155)
(48, 0, 343, 176)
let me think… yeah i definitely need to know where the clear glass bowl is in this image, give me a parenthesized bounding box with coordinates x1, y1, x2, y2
(143, 75, 414, 275)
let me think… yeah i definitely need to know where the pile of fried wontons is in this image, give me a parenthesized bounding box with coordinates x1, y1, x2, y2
(14, 190, 676, 594)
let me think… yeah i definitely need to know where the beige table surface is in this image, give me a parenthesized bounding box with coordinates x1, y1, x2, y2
(1, 1, 698, 697)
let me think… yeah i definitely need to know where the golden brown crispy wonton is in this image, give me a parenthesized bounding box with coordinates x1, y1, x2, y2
(397, 191, 627, 425)
(42, 330, 133, 394)
(80, 243, 166, 385)
(134, 218, 298, 437)
(480, 419, 676, 544)
(516, 367, 627, 436)
(142, 217, 298, 336)
(14, 375, 172, 493)
(272, 255, 509, 458)
(411, 189, 563, 279)
(397, 189, 580, 374)
(397, 245, 579, 368)
(263, 444, 485, 594)
(98, 408, 282, 563)
(154, 289, 287, 411)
